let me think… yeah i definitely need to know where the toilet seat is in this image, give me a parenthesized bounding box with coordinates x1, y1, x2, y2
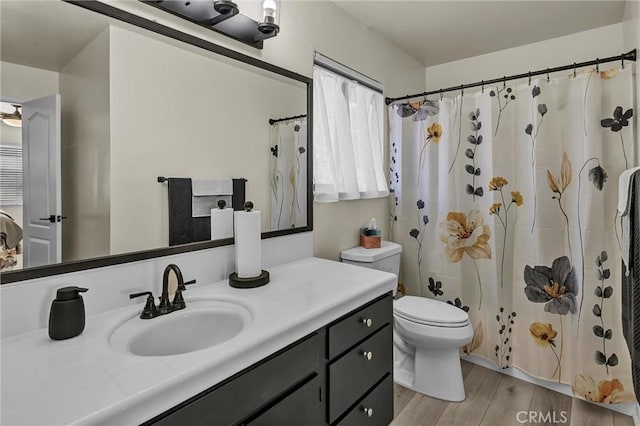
(393, 296, 470, 328)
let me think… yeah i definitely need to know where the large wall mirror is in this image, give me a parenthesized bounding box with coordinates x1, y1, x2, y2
(0, 0, 312, 283)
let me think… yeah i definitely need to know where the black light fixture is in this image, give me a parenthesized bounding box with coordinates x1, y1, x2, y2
(144, 0, 281, 49)
(213, 0, 238, 14)
(210, 0, 238, 25)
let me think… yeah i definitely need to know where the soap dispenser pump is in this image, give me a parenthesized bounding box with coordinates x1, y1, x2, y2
(48, 286, 88, 340)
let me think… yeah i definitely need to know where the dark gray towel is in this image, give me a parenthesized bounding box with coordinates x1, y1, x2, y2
(622, 170, 640, 402)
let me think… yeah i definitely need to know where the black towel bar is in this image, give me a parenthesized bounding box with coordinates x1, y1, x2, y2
(157, 177, 248, 183)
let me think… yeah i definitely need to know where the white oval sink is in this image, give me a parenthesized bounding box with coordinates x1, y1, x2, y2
(110, 299, 253, 357)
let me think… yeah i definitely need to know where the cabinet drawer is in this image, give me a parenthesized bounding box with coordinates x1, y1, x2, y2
(337, 374, 393, 426)
(328, 294, 392, 359)
(329, 325, 392, 423)
(248, 373, 324, 426)
(148, 332, 323, 426)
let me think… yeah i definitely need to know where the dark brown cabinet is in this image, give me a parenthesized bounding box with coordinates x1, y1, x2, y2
(328, 294, 392, 359)
(145, 293, 393, 426)
(336, 375, 393, 425)
(248, 374, 325, 426)
(329, 326, 392, 423)
(327, 295, 393, 426)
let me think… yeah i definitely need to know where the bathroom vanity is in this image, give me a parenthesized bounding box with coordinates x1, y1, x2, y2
(147, 293, 393, 425)
(1, 258, 396, 425)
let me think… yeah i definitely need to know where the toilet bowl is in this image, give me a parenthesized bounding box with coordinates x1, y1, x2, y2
(341, 241, 473, 402)
(393, 296, 473, 401)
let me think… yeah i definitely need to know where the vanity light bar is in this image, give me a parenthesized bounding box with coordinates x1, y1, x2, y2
(145, 0, 280, 49)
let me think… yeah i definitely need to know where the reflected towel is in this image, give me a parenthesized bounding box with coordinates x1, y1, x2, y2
(192, 178, 233, 218)
(192, 178, 232, 196)
(621, 170, 640, 275)
(619, 167, 640, 213)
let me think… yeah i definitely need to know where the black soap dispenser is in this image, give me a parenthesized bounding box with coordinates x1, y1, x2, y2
(49, 286, 88, 340)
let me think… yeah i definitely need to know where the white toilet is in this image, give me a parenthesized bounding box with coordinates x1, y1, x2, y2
(341, 241, 474, 402)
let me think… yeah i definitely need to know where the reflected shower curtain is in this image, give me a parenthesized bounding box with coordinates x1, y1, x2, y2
(270, 119, 307, 230)
(390, 67, 636, 403)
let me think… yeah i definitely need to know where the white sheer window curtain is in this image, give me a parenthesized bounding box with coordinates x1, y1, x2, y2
(313, 65, 388, 202)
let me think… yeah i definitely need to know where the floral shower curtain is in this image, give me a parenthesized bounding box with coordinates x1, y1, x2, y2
(389, 67, 637, 404)
(269, 119, 307, 230)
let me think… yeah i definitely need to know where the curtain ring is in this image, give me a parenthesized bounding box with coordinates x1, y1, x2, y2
(596, 58, 600, 73)
(528, 71, 532, 86)
(440, 89, 443, 101)
(503, 76, 506, 88)
(546, 68, 550, 83)
(481, 80, 484, 93)
(622, 54, 625, 69)
(573, 63, 577, 78)
(460, 84, 464, 96)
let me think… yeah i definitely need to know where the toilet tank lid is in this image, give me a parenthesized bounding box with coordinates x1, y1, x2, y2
(394, 296, 469, 325)
(340, 241, 402, 262)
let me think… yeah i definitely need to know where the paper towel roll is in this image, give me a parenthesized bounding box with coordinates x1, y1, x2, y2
(234, 210, 262, 278)
(211, 208, 234, 240)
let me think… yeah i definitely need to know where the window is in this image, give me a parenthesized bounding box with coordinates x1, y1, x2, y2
(313, 54, 388, 202)
(0, 145, 22, 206)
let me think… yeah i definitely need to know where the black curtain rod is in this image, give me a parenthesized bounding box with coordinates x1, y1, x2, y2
(385, 49, 637, 105)
(269, 114, 307, 125)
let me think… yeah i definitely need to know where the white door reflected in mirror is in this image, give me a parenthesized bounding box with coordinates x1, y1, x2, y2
(21, 94, 61, 269)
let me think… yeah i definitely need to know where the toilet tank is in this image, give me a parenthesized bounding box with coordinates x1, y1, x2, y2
(340, 241, 402, 277)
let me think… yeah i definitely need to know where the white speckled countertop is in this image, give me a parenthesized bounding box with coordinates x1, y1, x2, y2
(1, 258, 396, 425)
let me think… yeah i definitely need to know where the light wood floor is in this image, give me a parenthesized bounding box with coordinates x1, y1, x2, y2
(391, 360, 634, 426)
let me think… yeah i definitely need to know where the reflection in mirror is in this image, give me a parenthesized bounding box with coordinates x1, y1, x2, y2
(0, 102, 24, 270)
(269, 115, 307, 230)
(0, 0, 308, 275)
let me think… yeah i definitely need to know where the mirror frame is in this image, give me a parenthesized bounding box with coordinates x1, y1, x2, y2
(0, 0, 313, 284)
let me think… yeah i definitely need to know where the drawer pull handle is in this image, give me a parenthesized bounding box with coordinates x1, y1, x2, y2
(363, 407, 374, 417)
(361, 318, 373, 327)
(362, 351, 373, 361)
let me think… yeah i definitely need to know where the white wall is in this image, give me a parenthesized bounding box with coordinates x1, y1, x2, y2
(108, 25, 306, 254)
(425, 23, 624, 91)
(59, 28, 111, 262)
(1, 121, 20, 146)
(107, 0, 427, 261)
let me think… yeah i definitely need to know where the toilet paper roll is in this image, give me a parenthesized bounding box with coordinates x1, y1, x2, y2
(234, 210, 262, 278)
(211, 208, 234, 240)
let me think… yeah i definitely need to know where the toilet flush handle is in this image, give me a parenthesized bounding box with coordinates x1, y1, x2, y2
(363, 407, 374, 417)
(362, 351, 373, 361)
(360, 318, 373, 327)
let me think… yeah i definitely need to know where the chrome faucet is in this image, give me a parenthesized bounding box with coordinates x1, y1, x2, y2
(129, 264, 196, 319)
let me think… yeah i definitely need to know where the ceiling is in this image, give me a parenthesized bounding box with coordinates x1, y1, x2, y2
(1, 1, 109, 72)
(333, 1, 627, 66)
(2, 1, 627, 71)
